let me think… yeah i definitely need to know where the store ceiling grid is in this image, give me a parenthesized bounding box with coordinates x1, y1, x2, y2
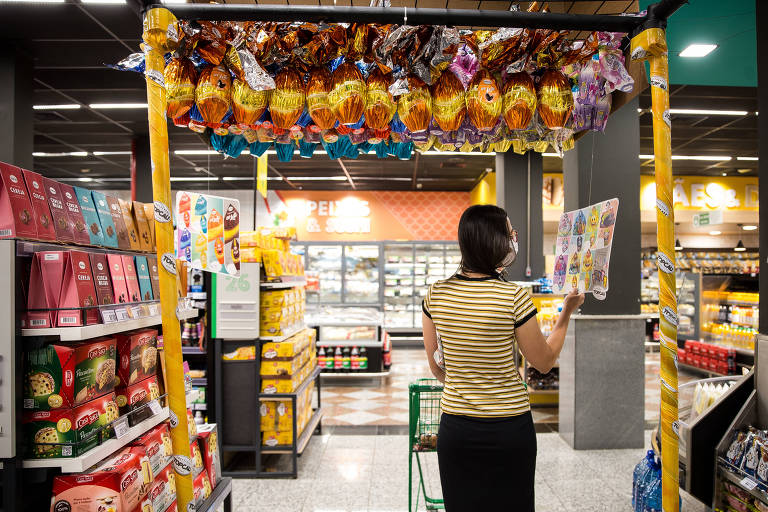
(4, 0, 757, 190)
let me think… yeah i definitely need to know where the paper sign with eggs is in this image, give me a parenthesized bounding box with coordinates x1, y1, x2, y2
(175, 192, 240, 277)
(553, 198, 618, 300)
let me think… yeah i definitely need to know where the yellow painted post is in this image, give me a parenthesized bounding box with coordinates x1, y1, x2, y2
(631, 28, 679, 512)
(142, 8, 194, 511)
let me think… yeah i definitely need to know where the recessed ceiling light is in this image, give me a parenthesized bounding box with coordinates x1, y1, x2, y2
(669, 109, 748, 116)
(742, 225, 758, 231)
(287, 177, 347, 181)
(93, 151, 132, 156)
(169, 177, 219, 182)
(680, 44, 718, 58)
(638, 154, 732, 161)
(221, 177, 253, 181)
(737, 156, 758, 161)
(78, 177, 94, 182)
(33, 104, 81, 110)
(89, 103, 148, 109)
(709, 230, 722, 236)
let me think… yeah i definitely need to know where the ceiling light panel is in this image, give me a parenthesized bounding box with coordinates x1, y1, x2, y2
(679, 44, 717, 58)
(33, 104, 81, 110)
(669, 109, 748, 116)
(89, 103, 148, 109)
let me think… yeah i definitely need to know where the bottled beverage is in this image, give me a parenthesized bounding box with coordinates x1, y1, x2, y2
(317, 347, 326, 370)
(326, 347, 335, 371)
(382, 336, 392, 371)
(359, 347, 368, 371)
(641, 468, 661, 512)
(342, 346, 351, 372)
(350, 346, 360, 371)
(632, 451, 653, 511)
(334, 346, 343, 372)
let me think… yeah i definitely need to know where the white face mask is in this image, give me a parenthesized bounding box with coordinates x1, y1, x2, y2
(499, 228, 518, 268)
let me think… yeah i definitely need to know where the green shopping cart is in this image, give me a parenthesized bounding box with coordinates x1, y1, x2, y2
(408, 378, 445, 511)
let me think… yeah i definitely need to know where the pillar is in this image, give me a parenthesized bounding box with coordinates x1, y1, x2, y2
(495, 151, 544, 281)
(758, 0, 768, 335)
(0, 45, 33, 169)
(131, 135, 153, 202)
(563, 96, 642, 315)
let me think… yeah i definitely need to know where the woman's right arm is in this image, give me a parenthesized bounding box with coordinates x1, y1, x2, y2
(515, 289, 584, 373)
(422, 312, 446, 383)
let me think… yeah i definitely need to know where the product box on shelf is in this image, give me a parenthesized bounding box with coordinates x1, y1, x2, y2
(74, 185, 106, 247)
(260, 352, 310, 376)
(121, 254, 142, 303)
(133, 201, 154, 252)
(187, 408, 198, 440)
(191, 438, 205, 477)
(0, 163, 37, 240)
(115, 375, 160, 427)
(147, 255, 161, 301)
(260, 381, 314, 434)
(91, 190, 119, 248)
(43, 177, 75, 243)
(23, 392, 118, 458)
(146, 460, 177, 512)
(89, 252, 114, 305)
(24, 250, 67, 328)
(135, 256, 154, 301)
(142, 202, 156, 247)
(60, 184, 91, 245)
(51, 448, 152, 512)
(58, 250, 100, 326)
(166, 500, 178, 512)
(260, 359, 315, 394)
(106, 195, 131, 250)
(24, 337, 117, 410)
(116, 328, 158, 386)
(119, 198, 142, 251)
(197, 423, 220, 488)
(21, 169, 56, 241)
(192, 468, 213, 508)
(130, 422, 173, 478)
(261, 329, 312, 359)
(107, 253, 130, 304)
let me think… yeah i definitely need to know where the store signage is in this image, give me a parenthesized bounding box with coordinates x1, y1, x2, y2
(640, 176, 758, 211)
(302, 198, 372, 234)
(692, 210, 723, 227)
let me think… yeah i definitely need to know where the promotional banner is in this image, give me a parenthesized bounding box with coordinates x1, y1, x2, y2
(176, 191, 241, 276)
(552, 198, 619, 299)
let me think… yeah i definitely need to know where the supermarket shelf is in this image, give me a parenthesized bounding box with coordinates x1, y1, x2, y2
(320, 370, 391, 378)
(182, 347, 206, 355)
(22, 309, 198, 341)
(261, 278, 307, 289)
(198, 477, 233, 512)
(191, 378, 208, 386)
(718, 460, 768, 505)
(22, 408, 169, 472)
(260, 406, 324, 455)
(260, 365, 320, 401)
(316, 340, 382, 347)
(260, 324, 307, 342)
(678, 362, 728, 378)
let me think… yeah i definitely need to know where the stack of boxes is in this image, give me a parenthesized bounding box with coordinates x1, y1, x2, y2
(260, 287, 306, 337)
(678, 340, 737, 376)
(239, 228, 305, 279)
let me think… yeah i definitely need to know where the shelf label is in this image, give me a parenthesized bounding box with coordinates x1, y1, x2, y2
(148, 304, 159, 317)
(148, 399, 163, 416)
(115, 308, 129, 322)
(130, 306, 142, 319)
(113, 416, 130, 439)
(741, 477, 759, 491)
(102, 310, 118, 324)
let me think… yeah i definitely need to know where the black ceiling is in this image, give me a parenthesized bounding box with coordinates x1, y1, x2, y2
(1, 0, 758, 191)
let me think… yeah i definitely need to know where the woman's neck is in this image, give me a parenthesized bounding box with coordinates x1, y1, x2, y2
(459, 269, 492, 278)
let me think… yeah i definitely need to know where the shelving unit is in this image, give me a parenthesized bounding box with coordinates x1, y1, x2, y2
(260, 323, 307, 342)
(197, 476, 233, 512)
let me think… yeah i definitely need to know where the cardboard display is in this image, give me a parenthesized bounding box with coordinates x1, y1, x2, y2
(89, 252, 114, 305)
(133, 201, 154, 252)
(57, 250, 99, 326)
(106, 195, 131, 250)
(121, 254, 142, 303)
(135, 255, 154, 301)
(115, 328, 158, 387)
(107, 253, 130, 305)
(43, 178, 76, 243)
(74, 185, 106, 246)
(91, 190, 119, 248)
(21, 169, 56, 241)
(59, 184, 91, 245)
(24, 251, 67, 329)
(0, 163, 37, 240)
(119, 198, 141, 251)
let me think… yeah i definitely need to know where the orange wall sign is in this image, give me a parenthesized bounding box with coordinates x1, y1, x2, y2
(275, 190, 470, 241)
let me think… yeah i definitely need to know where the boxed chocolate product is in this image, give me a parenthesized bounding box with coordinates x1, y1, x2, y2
(24, 392, 118, 458)
(133, 201, 154, 252)
(146, 460, 177, 512)
(135, 256, 154, 301)
(115, 375, 160, 426)
(0, 163, 37, 240)
(119, 198, 141, 251)
(116, 329, 158, 386)
(43, 177, 76, 242)
(57, 250, 99, 326)
(24, 251, 67, 329)
(166, 500, 178, 512)
(60, 184, 91, 245)
(107, 253, 130, 304)
(147, 255, 161, 300)
(21, 169, 56, 241)
(143, 202, 156, 247)
(74, 185, 106, 246)
(51, 448, 151, 511)
(191, 437, 205, 476)
(193, 468, 213, 509)
(121, 254, 142, 303)
(130, 422, 173, 478)
(91, 190, 119, 248)
(89, 252, 114, 305)
(197, 423, 220, 487)
(24, 337, 117, 410)
(106, 195, 131, 250)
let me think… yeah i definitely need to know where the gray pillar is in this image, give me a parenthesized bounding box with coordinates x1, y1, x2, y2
(132, 135, 153, 202)
(495, 151, 544, 281)
(563, 97, 641, 315)
(0, 45, 33, 169)
(758, 0, 768, 335)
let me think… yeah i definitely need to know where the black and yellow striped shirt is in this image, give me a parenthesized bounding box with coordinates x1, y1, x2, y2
(423, 274, 537, 418)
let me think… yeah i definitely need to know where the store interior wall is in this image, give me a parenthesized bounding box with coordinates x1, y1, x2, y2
(0, 45, 33, 170)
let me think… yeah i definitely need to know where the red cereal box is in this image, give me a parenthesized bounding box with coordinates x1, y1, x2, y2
(197, 423, 220, 487)
(116, 329, 158, 387)
(145, 462, 177, 512)
(130, 422, 173, 478)
(21, 169, 56, 241)
(57, 250, 99, 327)
(60, 183, 91, 245)
(0, 162, 37, 240)
(43, 177, 76, 243)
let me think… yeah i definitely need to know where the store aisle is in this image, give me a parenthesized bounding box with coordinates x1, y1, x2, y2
(231, 431, 706, 511)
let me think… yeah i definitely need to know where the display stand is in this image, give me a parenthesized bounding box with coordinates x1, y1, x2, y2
(315, 322, 390, 379)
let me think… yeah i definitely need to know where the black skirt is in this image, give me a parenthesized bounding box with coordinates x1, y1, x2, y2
(437, 411, 537, 512)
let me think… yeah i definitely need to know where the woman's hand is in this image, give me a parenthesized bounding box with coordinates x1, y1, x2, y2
(562, 289, 585, 315)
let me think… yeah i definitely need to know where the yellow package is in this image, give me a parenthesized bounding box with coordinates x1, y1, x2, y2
(262, 250, 285, 278)
(260, 401, 277, 431)
(261, 289, 288, 308)
(240, 231, 260, 247)
(276, 401, 295, 431)
(262, 430, 292, 447)
(260, 357, 305, 376)
(261, 330, 311, 359)
(222, 345, 256, 360)
(260, 306, 290, 324)
(241, 247, 262, 263)
(260, 320, 292, 337)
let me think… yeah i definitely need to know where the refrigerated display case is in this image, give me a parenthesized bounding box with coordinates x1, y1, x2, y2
(344, 245, 379, 303)
(384, 243, 416, 328)
(306, 245, 342, 305)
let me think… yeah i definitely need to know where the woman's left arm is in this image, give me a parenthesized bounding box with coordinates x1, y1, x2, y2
(422, 313, 445, 383)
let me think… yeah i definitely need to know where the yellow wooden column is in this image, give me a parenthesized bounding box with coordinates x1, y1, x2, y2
(142, 8, 194, 511)
(631, 27, 679, 512)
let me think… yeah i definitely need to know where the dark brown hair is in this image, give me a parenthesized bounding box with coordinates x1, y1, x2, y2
(457, 204, 511, 276)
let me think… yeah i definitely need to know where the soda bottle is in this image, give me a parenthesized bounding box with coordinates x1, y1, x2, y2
(326, 347, 335, 371)
(317, 347, 326, 370)
(359, 347, 368, 371)
(334, 346, 343, 372)
(342, 347, 351, 372)
(382, 336, 392, 371)
(632, 451, 654, 511)
(350, 347, 360, 371)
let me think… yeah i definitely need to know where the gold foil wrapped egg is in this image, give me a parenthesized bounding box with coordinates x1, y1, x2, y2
(365, 68, 396, 130)
(466, 69, 502, 131)
(165, 58, 197, 120)
(328, 62, 366, 125)
(431, 70, 466, 132)
(269, 68, 306, 130)
(195, 65, 232, 124)
(537, 69, 574, 129)
(501, 72, 537, 130)
(397, 78, 432, 133)
(306, 68, 337, 130)
(231, 78, 271, 126)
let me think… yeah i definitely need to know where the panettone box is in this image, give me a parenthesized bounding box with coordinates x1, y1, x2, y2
(115, 375, 160, 426)
(197, 423, 220, 487)
(74, 185, 106, 247)
(21, 169, 56, 241)
(59, 183, 91, 245)
(43, 177, 75, 242)
(89, 252, 114, 306)
(146, 460, 176, 512)
(0, 163, 37, 240)
(115, 329, 158, 387)
(57, 250, 99, 326)
(192, 468, 213, 509)
(91, 190, 119, 248)
(121, 254, 142, 304)
(24, 392, 118, 458)
(130, 422, 173, 478)
(24, 250, 66, 329)
(107, 253, 129, 305)
(191, 437, 205, 477)
(24, 337, 116, 410)
(106, 195, 131, 250)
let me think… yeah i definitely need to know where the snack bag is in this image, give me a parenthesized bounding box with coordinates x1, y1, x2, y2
(742, 429, 763, 477)
(726, 431, 749, 468)
(757, 443, 768, 490)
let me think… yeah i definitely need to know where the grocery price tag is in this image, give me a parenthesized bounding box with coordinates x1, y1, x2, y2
(102, 310, 118, 324)
(148, 399, 163, 416)
(741, 477, 759, 491)
(113, 416, 130, 439)
(115, 308, 129, 322)
(148, 304, 159, 316)
(130, 306, 142, 319)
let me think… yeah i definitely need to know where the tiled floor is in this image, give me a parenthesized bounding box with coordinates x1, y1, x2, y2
(231, 431, 708, 511)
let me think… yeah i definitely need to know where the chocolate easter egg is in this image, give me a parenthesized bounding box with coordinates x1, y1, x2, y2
(328, 61, 366, 125)
(466, 69, 502, 131)
(306, 68, 337, 130)
(195, 65, 232, 124)
(269, 68, 306, 129)
(364, 68, 396, 130)
(501, 72, 537, 130)
(165, 58, 197, 119)
(431, 70, 466, 132)
(537, 69, 574, 129)
(397, 78, 432, 133)
(231, 78, 271, 126)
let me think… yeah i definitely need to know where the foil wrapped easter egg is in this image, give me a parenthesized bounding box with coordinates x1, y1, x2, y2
(466, 69, 502, 131)
(431, 70, 466, 132)
(364, 68, 396, 130)
(537, 69, 574, 129)
(328, 61, 366, 125)
(397, 78, 432, 133)
(269, 68, 306, 130)
(231, 78, 271, 126)
(306, 68, 337, 130)
(195, 65, 232, 124)
(165, 58, 197, 119)
(501, 72, 537, 130)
